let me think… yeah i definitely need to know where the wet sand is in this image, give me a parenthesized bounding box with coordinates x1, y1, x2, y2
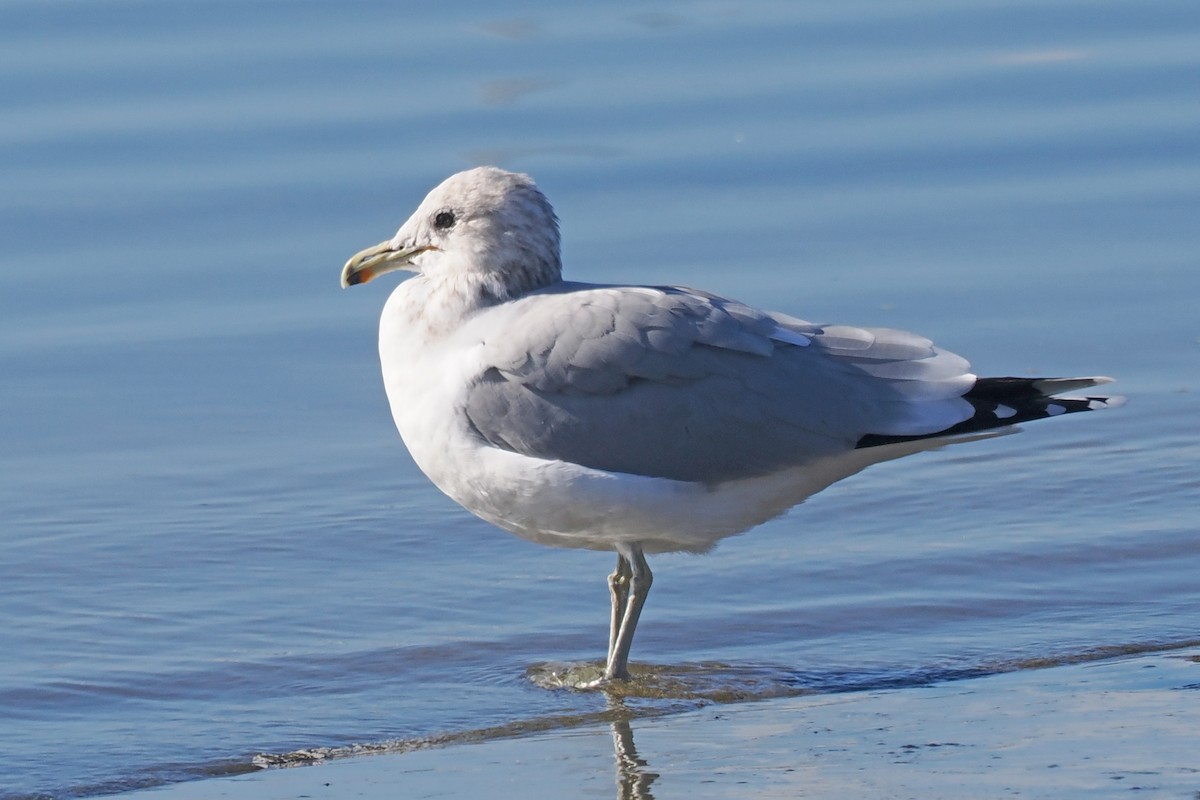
(117, 648, 1200, 799)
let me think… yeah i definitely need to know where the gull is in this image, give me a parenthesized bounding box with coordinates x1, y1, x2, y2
(340, 167, 1119, 682)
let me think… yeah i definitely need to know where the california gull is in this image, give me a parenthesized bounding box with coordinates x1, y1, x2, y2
(340, 167, 1119, 681)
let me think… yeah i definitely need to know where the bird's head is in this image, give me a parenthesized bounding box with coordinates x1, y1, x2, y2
(340, 167, 562, 302)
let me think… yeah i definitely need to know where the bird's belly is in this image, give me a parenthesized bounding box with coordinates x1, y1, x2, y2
(406, 427, 887, 554)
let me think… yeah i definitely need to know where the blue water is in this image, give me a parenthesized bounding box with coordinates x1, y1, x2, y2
(2, 1, 1199, 797)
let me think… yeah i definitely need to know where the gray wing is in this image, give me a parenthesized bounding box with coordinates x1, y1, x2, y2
(463, 282, 975, 483)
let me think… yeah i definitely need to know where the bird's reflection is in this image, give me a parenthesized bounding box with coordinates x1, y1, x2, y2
(607, 698, 658, 800)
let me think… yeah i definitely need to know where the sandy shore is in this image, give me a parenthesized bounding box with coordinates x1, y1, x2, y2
(119, 648, 1200, 799)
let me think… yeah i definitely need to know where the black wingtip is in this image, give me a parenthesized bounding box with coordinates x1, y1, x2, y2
(856, 376, 1121, 450)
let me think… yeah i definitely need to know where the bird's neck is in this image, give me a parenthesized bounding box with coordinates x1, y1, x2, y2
(384, 270, 548, 341)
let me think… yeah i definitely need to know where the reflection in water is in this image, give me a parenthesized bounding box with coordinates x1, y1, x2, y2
(608, 698, 658, 800)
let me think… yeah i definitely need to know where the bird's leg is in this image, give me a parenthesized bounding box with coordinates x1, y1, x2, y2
(605, 543, 653, 681)
(607, 553, 631, 667)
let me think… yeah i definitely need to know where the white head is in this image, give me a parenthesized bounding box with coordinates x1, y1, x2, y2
(341, 167, 562, 303)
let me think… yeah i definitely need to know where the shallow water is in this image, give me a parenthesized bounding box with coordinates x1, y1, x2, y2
(2, 1, 1199, 798)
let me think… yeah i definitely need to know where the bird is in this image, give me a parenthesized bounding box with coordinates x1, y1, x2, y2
(340, 166, 1119, 682)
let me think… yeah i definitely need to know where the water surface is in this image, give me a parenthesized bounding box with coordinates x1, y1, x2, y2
(2, 1, 1198, 797)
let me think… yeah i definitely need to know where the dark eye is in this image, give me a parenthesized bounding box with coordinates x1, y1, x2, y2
(433, 210, 456, 230)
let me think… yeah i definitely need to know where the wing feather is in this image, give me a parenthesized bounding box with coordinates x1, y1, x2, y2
(463, 283, 975, 482)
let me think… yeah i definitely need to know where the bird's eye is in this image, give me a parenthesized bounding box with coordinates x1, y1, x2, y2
(433, 210, 456, 230)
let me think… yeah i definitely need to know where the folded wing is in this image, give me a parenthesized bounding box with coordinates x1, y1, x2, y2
(462, 283, 987, 483)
